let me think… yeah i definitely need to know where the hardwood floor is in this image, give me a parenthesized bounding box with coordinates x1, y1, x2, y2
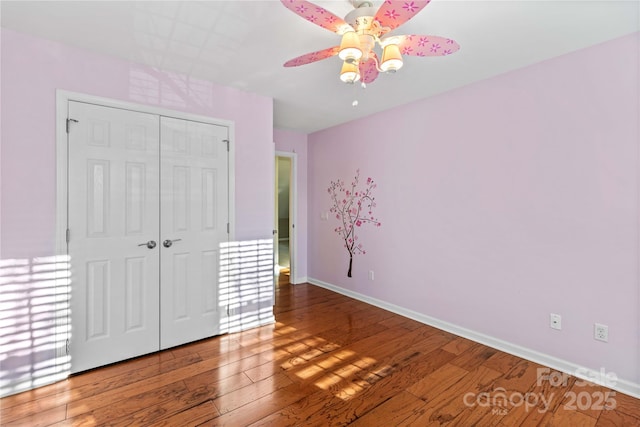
(2, 276, 639, 426)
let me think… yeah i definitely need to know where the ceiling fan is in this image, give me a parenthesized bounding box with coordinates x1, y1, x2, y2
(281, 0, 460, 85)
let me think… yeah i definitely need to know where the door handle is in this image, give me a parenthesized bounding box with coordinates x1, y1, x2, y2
(163, 239, 182, 248)
(138, 240, 157, 249)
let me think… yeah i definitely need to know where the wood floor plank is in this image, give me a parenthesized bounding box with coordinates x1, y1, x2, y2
(149, 400, 219, 427)
(405, 362, 470, 401)
(2, 281, 638, 427)
(544, 406, 598, 426)
(216, 383, 318, 427)
(270, 348, 457, 427)
(64, 380, 188, 425)
(1, 404, 67, 427)
(482, 350, 523, 374)
(0, 380, 71, 410)
(2, 349, 202, 424)
(0, 390, 70, 424)
(441, 336, 477, 356)
(498, 368, 576, 426)
(561, 381, 616, 419)
(109, 383, 220, 426)
(449, 341, 499, 371)
(66, 365, 190, 418)
(402, 365, 503, 425)
(610, 391, 640, 419)
(212, 372, 293, 414)
(377, 314, 424, 331)
(490, 359, 544, 394)
(65, 351, 203, 406)
(315, 349, 456, 425)
(595, 407, 640, 426)
(349, 390, 427, 426)
(183, 372, 253, 397)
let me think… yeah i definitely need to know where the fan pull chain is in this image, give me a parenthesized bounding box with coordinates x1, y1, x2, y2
(352, 80, 367, 107)
(352, 80, 359, 106)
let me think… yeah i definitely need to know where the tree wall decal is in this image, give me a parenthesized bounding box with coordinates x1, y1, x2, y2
(328, 169, 381, 277)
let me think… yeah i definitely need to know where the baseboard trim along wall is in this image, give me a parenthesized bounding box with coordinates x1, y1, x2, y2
(291, 276, 308, 285)
(307, 277, 640, 400)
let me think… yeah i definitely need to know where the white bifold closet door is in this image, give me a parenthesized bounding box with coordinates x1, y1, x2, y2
(68, 101, 228, 373)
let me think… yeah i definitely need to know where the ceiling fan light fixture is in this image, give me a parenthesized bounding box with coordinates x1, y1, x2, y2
(339, 61, 361, 83)
(380, 44, 403, 72)
(338, 31, 362, 63)
(280, 0, 460, 87)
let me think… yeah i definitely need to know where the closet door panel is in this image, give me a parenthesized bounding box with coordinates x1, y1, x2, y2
(68, 101, 160, 373)
(159, 117, 229, 349)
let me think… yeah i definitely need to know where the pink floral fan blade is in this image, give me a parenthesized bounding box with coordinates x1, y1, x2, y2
(374, 0, 431, 31)
(284, 46, 340, 67)
(359, 54, 379, 84)
(386, 35, 460, 57)
(280, 0, 352, 34)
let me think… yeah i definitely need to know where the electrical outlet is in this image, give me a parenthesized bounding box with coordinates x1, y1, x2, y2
(594, 323, 608, 342)
(368, 270, 374, 281)
(550, 313, 562, 330)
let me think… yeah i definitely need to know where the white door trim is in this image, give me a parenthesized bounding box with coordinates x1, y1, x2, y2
(275, 151, 298, 284)
(55, 89, 236, 360)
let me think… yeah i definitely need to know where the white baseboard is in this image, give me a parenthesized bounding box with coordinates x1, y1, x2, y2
(291, 276, 308, 285)
(307, 277, 640, 399)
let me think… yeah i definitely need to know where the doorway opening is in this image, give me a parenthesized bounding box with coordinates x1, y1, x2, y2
(274, 152, 296, 282)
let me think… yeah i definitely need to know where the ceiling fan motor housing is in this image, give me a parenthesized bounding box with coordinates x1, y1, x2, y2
(345, 6, 386, 60)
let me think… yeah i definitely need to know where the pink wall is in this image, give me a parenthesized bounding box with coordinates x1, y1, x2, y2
(1, 28, 274, 259)
(308, 33, 640, 385)
(274, 129, 308, 281)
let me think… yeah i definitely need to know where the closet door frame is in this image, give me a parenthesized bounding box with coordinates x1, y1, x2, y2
(54, 90, 235, 362)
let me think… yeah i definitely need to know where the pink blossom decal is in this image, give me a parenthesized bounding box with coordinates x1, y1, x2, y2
(403, 1, 418, 13)
(281, 0, 349, 33)
(385, 9, 400, 20)
(401, 46, 414, 55)
(328, 170, 381, 277)
(394, 34, 460, 57)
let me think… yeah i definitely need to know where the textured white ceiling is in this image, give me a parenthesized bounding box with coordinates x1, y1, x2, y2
(2, 1, 638, 132)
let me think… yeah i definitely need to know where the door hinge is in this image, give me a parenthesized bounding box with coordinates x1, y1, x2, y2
(65, 338, 70, 355)
(224, 139, 229, 152)
(227, 223, 230, 234)
(66, 118, 78, 133)
(66, 228, 70, 244)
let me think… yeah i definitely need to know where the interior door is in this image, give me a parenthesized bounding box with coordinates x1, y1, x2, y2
(159, 117, 229, 349)
(68, 101, 160, 373)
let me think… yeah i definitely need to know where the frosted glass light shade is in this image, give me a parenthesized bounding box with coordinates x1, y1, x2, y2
(380, 44, 403, 72)
(339, 61, 361, 83)
(338, 31, 362, 63)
